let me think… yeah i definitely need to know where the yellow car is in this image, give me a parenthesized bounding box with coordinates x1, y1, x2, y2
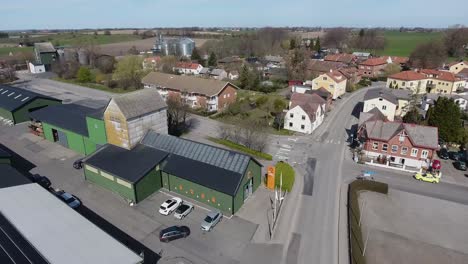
(414, 172, 440, 183)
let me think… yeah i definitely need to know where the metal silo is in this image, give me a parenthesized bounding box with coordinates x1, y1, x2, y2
(178, 38, 195, 57)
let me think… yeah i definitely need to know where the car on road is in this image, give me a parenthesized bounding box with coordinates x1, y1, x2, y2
(159, 226, 190, 242)
(174, 203, 194, 219)
(438, 148, 449, 160)
(414, 172, 440, 183)
(201, 210, 222, 231)
(54, 190, 82, 209)
(455, 161, 467, 171)
(159, 197, 182, 215)
(31, 174, 51, 189)
(73, 159, 83, 169)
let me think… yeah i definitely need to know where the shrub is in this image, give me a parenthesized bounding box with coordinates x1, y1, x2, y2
(76, 66, 93, 83)
(256, 96, 269, 107)
(275, 161, 295, 192)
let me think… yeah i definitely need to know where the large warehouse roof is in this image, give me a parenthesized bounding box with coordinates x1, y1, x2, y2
(85, 143, 168, 183)
(0, 164, 31, 189)
(0, 184, 143, 264)
(30, 104, 103, 137)
(0, 84, 60, 111)
(141, 131, 258, 175)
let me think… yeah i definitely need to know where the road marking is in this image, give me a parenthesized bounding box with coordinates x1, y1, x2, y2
(281, 144, 292, 149)
(279, 148, 291, 152)
(288, 138, 298, 142)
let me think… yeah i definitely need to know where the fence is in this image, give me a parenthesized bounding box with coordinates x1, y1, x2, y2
(348, 180, 388, 264)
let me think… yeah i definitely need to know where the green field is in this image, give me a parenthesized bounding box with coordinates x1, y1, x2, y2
(0, 46, 33, 56)
(377, 31, 443, 57)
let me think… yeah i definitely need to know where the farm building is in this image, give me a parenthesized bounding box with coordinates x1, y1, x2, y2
(0, 147, 11, 165)
(83, 131, 262, 215)
(30, 104, 107, 155)
(0, 84, 61, 125)
(34, 42, 57, 71)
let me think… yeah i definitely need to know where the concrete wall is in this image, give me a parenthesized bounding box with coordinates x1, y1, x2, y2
(127, 109, 168, 148)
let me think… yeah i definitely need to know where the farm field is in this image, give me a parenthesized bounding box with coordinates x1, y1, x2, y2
(0, 46, 33, 56)
(0, 33, 141, 46)
(377, 31, 443, 57)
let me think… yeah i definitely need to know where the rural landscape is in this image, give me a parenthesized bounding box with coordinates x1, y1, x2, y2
(1, 1, 468, 264)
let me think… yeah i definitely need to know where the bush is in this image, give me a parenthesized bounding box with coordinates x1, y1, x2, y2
(255, 96, 269, 107)
(207, 137, 273, 160)
(275, 161, 295, 192)
(76, 66, 93, 83)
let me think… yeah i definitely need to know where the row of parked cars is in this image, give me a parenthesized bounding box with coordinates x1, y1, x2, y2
(438, 148, 467, 171)
(158, 197, 223, 242)
(31, 174, 82, 209)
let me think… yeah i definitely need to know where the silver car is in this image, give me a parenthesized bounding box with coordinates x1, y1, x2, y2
(201, 210, 222, 231)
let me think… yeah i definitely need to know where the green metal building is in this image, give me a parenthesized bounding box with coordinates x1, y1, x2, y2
(30, 104, 107, 155)
(0, 147, 11, 165)
(0, 85, 61, 124)
(84, 131, 262, 215)
(34, 42, 57, 71)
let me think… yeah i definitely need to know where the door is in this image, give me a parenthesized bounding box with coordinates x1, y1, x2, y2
(243, 178, 253, 201)
(56, 129, 68, 148)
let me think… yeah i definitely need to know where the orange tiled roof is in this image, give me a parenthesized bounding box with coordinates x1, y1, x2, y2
(175, 62, 201, 70)
(389, 71, 426, 81)
(360, 57, 387, 66)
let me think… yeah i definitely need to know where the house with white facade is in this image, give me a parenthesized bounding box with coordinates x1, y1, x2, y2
(284, 93, 325, 134)
(421, 93, 468, 112)
(173, 62, 203, 75)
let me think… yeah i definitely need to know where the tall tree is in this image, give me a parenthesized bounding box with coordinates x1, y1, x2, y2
(314, 37, 321, 52)
(289, 38, 297, 50)
(166, 94, 189, 136)
(402, 107, 423, 124)
(427, 97, 463, 143)
(238, 65, 250, 89)
(409, 41, 447, 69)
(191, 47, 203, 65)
(113, 55, 146, 89)
(208, 52, 217, 67)
(323, 28, 349, 49)
(443, 26, 468, 58)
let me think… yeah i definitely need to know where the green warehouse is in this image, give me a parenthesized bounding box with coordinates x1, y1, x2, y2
(0, 84, 61, 124)
(30, 104, 107, 155)
(83, 131, 262, 215)
(34, 42, 57, 71)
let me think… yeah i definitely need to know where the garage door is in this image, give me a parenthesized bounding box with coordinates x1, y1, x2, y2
(56, 130, 69, 148)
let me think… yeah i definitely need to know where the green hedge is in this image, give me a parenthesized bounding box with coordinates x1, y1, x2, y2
(275, 161, 295, 192)
(348, 180, 388, 264)
(207, 137, 273, 160)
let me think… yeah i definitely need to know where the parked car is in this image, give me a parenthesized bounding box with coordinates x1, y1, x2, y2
(73, 159, 83, 169)
(159, 226, 190, 242)
(438, 148, 449, 160)
(201, 210, 222, 231)
(449, 151, 461, 161)
(159, 197, 182, 215)
(174, 203, 194, 219)
(54, 190, 81, 209)
(31, 174, 51, 189)
(455, 161, 467, 171)
(413, 172, 440, 183)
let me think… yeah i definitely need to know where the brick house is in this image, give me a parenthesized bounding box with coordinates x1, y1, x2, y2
(142, 72, 238, 112)
(358, 57, 388, 78)
(358, 119, 438, 169)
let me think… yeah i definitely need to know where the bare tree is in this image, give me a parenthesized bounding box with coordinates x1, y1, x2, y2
(409, 41, 447, 69)
(444, 26, 468, 58)
(350, 29, 386, 52)
(322, 28, 350, 49)
(166, 94, 190, 136)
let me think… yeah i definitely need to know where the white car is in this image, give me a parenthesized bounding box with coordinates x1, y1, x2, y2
(159, 197, 182, 215)
(174, 203, 194, 219)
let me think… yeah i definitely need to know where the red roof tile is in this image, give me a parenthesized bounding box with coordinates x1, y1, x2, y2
(325, 70, 347, 83)
(324, 54, 356, 64)
(175, 62, 201, 70)
(389, 71, 426, 81)
(360, 57, 387, 66)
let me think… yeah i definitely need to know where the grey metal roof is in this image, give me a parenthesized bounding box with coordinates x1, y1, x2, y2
(30, 104, 99, 137)
(84, 144, 168, 183)
(364, 88, 398, 105)
(0, 84, 60, 112)
(0, 184, 143, 264)
(111, 89, 167, 120)
(141, 131, 256, 175)
(210, 69, 226, 76)
(0, 165, 31, 189)
(34, 42, 56, 53)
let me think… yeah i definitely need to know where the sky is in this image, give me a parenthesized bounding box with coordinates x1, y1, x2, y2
(2, 0, 468, 30)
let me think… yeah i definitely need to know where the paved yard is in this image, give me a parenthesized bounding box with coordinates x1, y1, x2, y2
(0, 122, 280, 264)
(359, 189, 468, 264)
(438, 157, 468, 187)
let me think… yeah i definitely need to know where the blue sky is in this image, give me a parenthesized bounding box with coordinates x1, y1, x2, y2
(2, 0, 467, 30)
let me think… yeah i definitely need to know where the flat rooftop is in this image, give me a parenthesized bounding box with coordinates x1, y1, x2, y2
(0, 184, 142, 264)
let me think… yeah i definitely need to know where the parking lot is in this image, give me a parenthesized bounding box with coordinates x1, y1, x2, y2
(0, 122, 281, 264)
(436, 150, 468, 187)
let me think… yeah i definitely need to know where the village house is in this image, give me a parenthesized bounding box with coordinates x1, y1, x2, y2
(228, 71, 239, 80)
(311, 70, 347, 99)
(33, 42, 57, 71)
(358, 119, 438, 170)
(307, 60, 346, 76)
(358, 57, 388, 78)
(363, 88, 412, 121)
(173, 62, 203, 75)
(446, 61, 468, 74)
(352, 52, 372, 61)
(284, 93, 326, 134)
(324, 53, 357, 65)
(199, 68, 228, 80)
(387, 70, 466, 94)
(421, 93, 468, 112)
(142, 56, 161, 70)
(142, 72, 238, 112)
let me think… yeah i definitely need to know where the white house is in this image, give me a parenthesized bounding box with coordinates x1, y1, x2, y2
(422, 94, 468, 112)
(28, 62, 45, 74)
(291, 85, 312, 94)
(363, 89, 399, 121)
(173, 62, 203, 75)
(228, 71, 239, 80)
(284, 93, 326, 134)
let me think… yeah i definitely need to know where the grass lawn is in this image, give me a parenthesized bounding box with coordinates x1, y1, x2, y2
(376, 31, 443, 57)
(52, 77, 138, 94)
(0, 33, 141, 46)
(275, 161, 295, 192)
(207, 137, 273, 161)
(0, 46, 33, 56)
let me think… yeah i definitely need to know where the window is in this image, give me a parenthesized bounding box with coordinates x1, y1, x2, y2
(302, 115, 306, 120)
(290, 113, 294, 118)
(391, 145, 398, 153)
(382, 144, 388, 152)
(223, 95, 226, 98)
(401, 147, 408, 155)
(409, 82, 413, 86)
(323, 77, 328, 81)
(100, 171, 114, 181)
(382, 105, 387, 110)
(402, 82, 406, 86)
(411, 148, 418, 157)
(372, 142, 379, 150)
(421, 150, 429, 158)
(85, 165, 98, 174)
(289, 122, 293, 127)
(116, 178, 132, 188)
(399, 133, 405, 142)
(301, 124, 305, 130)
(227, 94, 230, 97)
